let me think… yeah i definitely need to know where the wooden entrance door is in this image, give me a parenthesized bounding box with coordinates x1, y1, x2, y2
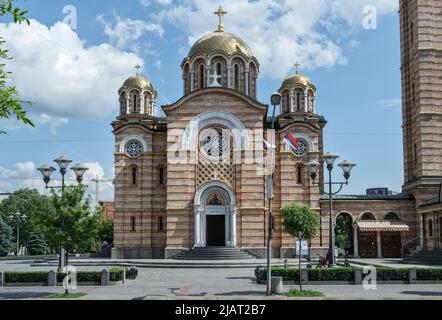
(381, 232, 401, 258)
(359, 232, 377, 258)
(206, 215, 225, 246)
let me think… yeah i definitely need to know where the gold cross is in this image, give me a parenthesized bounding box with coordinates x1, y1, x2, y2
(135, 64, 141, 76)
(214, 5, 227, 32)
(294, 62, 301, 74)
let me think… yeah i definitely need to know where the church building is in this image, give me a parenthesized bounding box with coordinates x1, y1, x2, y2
(111, 1, 441, 260)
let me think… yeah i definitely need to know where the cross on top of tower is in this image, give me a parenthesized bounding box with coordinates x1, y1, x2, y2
(214, 5, 227, 32)
(135, 64, 141, 76)
(294, 62, 301, 74)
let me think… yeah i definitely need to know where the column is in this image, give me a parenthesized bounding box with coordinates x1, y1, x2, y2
(194, 208, 201, 247)
(206, 65, 211, 87)
(312, 94, 316, 113)
(227, 64, 231, 88)
(353, 225, 359, 258)
(190, 71, 195, 92)
(304, 89, 308, 112)
(376, 231, 383, 258)
(244, 68, 250, 96)
(230, 206, 237, 247)
(126, 95, 130, 114)
(254, 74, 258, 98)
(289, 91, 294, 112)
(420, 213, 424, 248)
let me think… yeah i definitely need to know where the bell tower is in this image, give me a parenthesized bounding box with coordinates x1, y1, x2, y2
(400, 0, 442, 202)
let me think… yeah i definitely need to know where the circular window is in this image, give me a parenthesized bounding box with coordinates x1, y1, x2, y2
(200, 127, 229, 159)
(290, 139, 308, 157)
(125, 140, 143, 158)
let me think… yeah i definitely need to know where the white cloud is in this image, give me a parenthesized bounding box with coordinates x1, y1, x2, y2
(0, 19, 144, 120)
(97, 14, 164, 52)
(154, 0, 398, 79)
(34, 113, 69, 135)
(0, 161, 46, 192)
(378, 99, 402, 111)
(140, 0, 173, 7)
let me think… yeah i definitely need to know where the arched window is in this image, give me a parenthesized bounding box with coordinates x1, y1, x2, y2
(131, 90, 139, 113)
(410, 22, 414, 44)
(414, 143, 418, 166)
(120, 92, 127, 114)
(130, 216, 136, 232)
(412, 83, 416, 108)
(429, 219, 433, 238)
(384, 212, 400, 221)
(158, 217, 164, 231)
(296, 92, 301, 110)
(199, 64, 204, 89)
(285, 93, 290, 112)
(132, 167, 137, 185)
(360, 212, 376, 221)
(296, 165, 303, 185)
(159, 167, 165, 185)
(234, 64, 240, 91)
(216, 62, 222, 85)
(144, 92, 151, 115)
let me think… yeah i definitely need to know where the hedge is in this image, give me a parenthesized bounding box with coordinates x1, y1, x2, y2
(256, 267, 442, 282)
(5, 271, 49, 284)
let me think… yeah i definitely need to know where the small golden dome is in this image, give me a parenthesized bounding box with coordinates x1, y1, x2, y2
(281, 73, 313, 88)
(122, 76, 155, 91)
(188, 31, 254, 59)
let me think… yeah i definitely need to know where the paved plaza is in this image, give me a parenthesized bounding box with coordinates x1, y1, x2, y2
(0, 259, 442, 300)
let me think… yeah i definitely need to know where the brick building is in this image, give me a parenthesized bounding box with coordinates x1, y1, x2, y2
(111, 1, 441, 259)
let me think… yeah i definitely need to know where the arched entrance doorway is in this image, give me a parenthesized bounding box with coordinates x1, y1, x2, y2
(335, 212, 354, 256)
(194, 181, 237, 247)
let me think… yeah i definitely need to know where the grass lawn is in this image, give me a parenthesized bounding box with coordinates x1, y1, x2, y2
(285, 289, 324, 297)
(45, 293, 87, 299)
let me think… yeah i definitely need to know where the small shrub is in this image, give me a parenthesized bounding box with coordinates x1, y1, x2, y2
(376, 268, 409, 281)
(5, 271, 48, 283)
(126, 267, 138, 280)
(416, 268, 442, 280)
(308, 268, 354, 281)
(285, 289, 324, 297)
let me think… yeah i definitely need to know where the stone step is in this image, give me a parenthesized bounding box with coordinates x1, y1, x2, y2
(174, 247, 256, 260)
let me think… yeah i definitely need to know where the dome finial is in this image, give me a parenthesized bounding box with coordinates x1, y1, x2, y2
(135, 64, 141, 76)
(294, 62, 301, 74)
(214, 5, 227, 32)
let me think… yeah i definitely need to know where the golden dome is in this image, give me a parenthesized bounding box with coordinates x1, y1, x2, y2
(281, 73, 313, 89)
(122, 76, 155, 91)
(188, 31, 254, 59)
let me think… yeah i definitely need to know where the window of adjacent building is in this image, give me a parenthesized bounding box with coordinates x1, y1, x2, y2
(296, 92, 301, 110)
(158, 217, 163, 232)
(429, 219, 433, 238)
(285, 93, 290, 112)
(130, 216, 136, 232)
(384, 212, 400, 221)
(361, 212, 376, 220)
(234, 64, 240, 91)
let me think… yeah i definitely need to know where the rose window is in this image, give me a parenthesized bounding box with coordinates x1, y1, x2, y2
(125, 140, 143, 158)
(200, 128, 229, 158)
(290, 139, 308, 157)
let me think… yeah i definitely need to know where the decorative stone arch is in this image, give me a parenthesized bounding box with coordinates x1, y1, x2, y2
(334, 211, 354, 223)
(189, 54, 209, 70)
(193, 180, 237, 247)
(181, 110, 250, 151)
(208, 52, 230, 65)
(282, 132, 315, 152)
(119, 135, 149, 154)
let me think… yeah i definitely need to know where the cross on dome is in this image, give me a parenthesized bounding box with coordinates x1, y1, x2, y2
(135, 64, 141, 76)
(294, 62, 301, 74)
(214, 5, 227, 32)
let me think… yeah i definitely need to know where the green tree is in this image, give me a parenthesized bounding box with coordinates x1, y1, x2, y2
(0, 188, 54, 250)
(0, 0, 33, 133)
(281, 203, 320, 291)
(42, 185, 100, 263)
(98, 217, 113, 245)
(334, 214, 352, 249)
(0, 216, 12, 256)
(26, 232, 47, 255)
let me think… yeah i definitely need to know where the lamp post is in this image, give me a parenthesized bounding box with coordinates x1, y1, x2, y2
(266, 92, 281, 296)
(37, 157, 88, 268)
(9, 212, 27, 256)
(307, 154, 356, 267)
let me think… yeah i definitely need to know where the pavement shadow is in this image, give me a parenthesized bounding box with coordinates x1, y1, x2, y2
(214, 290, 265, 296)
(0, 291, 54, 300)
(401, 291, 442, 297)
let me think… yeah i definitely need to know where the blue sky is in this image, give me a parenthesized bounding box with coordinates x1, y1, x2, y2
(0, 0, 403, 200)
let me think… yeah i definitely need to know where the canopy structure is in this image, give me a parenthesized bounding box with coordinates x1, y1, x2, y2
(356, 221, 410, 232)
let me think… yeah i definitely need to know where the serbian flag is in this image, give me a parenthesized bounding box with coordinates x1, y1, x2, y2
(284, 133, 301, 150)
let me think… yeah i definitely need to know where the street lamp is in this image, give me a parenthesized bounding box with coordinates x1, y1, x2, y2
(307, 154, 356, 267)
(9, 212, 27, 256)
(266, 92, 281, 296)
(37, 156, 88, 268)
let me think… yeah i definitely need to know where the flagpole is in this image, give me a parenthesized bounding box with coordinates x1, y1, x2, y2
(267, 93, 281, 296)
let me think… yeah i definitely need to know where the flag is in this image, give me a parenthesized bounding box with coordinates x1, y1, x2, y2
(263, 139, 276, 150)
(284, 133, 301, 150)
